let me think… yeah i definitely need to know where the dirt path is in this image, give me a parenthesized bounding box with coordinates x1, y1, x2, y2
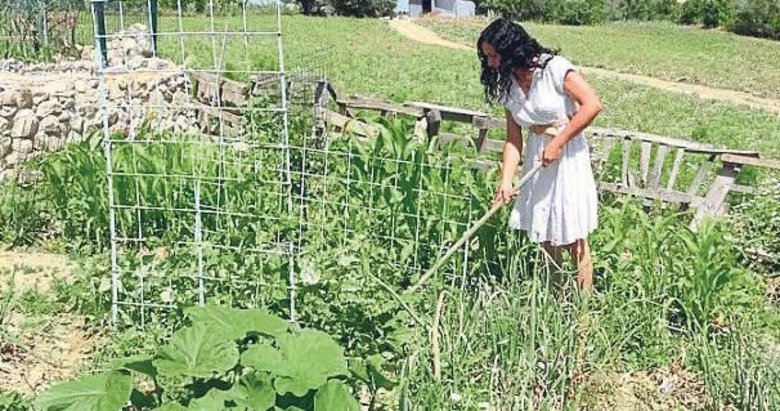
(0, 251, 100, 396)
(388, 18, 780, 115)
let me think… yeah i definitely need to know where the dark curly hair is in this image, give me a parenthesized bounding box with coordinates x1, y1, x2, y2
(477, 18, 558, 105)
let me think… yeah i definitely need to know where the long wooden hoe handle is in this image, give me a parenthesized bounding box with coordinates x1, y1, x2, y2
(405, 163, 543, 294)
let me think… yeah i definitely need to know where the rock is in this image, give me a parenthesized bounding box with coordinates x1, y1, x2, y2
(4, 151, 24, 166)
(14, 88, 33, 109)
(38, 115, 60, 135)
(0, 117, 9, 135)
(75, 80, 88, 93)
(150, 89, 166, 107)
(81, 46, 94, 61)
(67, 130, 81, 143)
(36, 100, 60, 118)
(0, 136, 11, 158)
(45, 135, 64, 151)
(0, 90, 15, 107)
(60, 97, 75, 111)
(33, 91, 51, 106)
(88, 79, 99, 89)
(108, 111, 119, 127)
(58, 111, 72, 123)
(147, 57, 170, 71)
(175, 115, 191, 132)
(12, 138, 32, 155)
(0, 104, 15, 119)
(11, 109, 38, 139)
(172, 90, 188, 107)
(70, 117, 85, 134)
(127, 55, 146, 70)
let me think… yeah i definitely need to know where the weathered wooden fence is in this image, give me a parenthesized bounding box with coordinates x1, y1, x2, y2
(313, 81, 780, 231)
(185, 73, 780, 231)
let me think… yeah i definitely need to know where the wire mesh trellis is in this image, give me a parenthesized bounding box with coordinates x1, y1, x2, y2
(94, 0, 520, 330)
(91, 0, 300, 327)
(1, 0, 89, 60)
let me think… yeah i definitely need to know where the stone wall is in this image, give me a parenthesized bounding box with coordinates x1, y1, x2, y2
(0, 24, 202, 182)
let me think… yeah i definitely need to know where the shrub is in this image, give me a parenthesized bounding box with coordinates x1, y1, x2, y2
(728, 0, 780, 40)
(481, 0, 557, 21)
(605, 0, 678, 21)
(553, 0, 608, 25)
(328, 0, 395, 17)
(678, 0, 734, 28)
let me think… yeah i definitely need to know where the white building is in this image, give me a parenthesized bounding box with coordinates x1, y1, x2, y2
(395, 0, 476, 18)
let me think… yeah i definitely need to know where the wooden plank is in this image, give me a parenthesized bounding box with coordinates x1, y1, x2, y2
(648, 144, 669, 189)
(195, 102, 246, 126)
(730, 184, 756, 195)
(666, 148, 685, 191)
(690, 163, 740, 230)
(484, 139, 504, 153)
(188, 70, 248, 106)
(596, 136, 617, 162)
(591, 136, 616, 178)
(639, 141, 652, 186)
(721, 154, 780, 170)
(589, 127, 760, 157)
(473, 116, 505, 129)
(599, 182, 701, 206)
(405, 101, 489, 123)
(475, 128, 489, 153)
(324, 110, 378, 138)
(425, 109, 442, 137)
(687, 154, 716, 196)
(590, 127, 706, 151)
(681, 147, 760, 157)
(621, 138, 632, 187)
(337, 96, 421, 117)
(471, 159, 498, 171)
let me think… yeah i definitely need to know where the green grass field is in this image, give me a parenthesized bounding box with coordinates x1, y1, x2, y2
(141, 15, 780, 156)
(417, 17, 780, 100)
(1, 12, 780, 411)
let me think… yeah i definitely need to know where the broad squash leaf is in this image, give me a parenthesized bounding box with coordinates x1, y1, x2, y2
(153, 403, 187, 411)
(241, 330, 348, 397)
(154, 323, 239, 379)
(187, 388, 231, 411)
(111, 355, 158, 378)
(313, 380, 360, 411)
(241, 342, 285, 373)
(229, 372, 276, 410)
(34, 371, 132, 411)
(186, 306, 289, 340)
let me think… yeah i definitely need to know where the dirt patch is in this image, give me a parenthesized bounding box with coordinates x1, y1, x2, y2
(0, 312, 100, 396)
(0, 251, 99, 396)
(389, 18, 472, 51)
(0, 250, 74, 294)
(387, 18, 780, 116)
(584, 365, 710, 410)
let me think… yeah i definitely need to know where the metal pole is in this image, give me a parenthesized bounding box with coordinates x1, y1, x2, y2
(93, 0, 108, 67)
(148, 0, 158, 56)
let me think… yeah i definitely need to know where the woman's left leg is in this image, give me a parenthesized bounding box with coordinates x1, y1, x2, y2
(568, 239, 593, 292)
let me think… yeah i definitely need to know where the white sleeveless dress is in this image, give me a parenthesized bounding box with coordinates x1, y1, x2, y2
(500, 54, 598, 246)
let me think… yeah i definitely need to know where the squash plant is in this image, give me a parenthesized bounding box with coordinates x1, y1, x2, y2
(34, 306, 366, 411)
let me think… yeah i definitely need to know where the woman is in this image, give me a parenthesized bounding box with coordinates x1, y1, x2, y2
(477, 18, 603, 292)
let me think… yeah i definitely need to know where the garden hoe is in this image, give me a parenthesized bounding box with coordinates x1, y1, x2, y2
(406, 162, 543, 294)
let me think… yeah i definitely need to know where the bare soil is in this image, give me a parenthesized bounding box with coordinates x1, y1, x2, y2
(0, 251, 101, 396)
(584, 365, 711, 410)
